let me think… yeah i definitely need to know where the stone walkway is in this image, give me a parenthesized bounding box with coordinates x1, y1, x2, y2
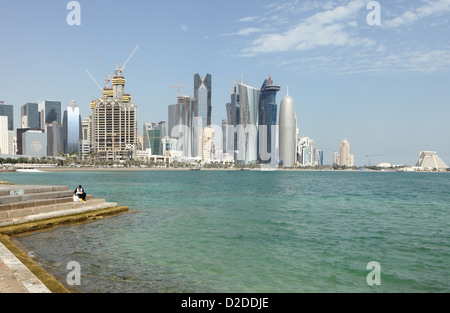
(0, 241, 51, 293)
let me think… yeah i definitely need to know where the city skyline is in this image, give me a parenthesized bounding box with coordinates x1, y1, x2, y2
(1, 0, 449, 166)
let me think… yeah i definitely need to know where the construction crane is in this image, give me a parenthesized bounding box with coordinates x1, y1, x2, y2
(171, 85, 194, 97)
(115, 44, 140, 76)
(85, 69, 103, 91)
(97, 54, 111, 88)
(366, 154, 382, 167)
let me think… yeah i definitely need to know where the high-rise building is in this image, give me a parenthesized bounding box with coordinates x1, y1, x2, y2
(169, 95, 195, 156)
(81, 117, 91, 143)
(62, 100, 82, 154)
(91, 70, 138, 161)
(230, 81, 241, 127)
(0, 101, 14, 131)
(194, 74, 212, 128)
(279, 91, 297, 167)
(46, 121, 63, 157)
(258, 74, 280, 163)
(317, 150, 324, 166)
(193, 74, 212, 157)
(168, 104, 177, 138)
(21, 103, 40, 129)
(201, 127, 215, 161)
(0, 102, 15, 154)
(0, 116, 8, 154)
(336, 139, 354, 167)
(143, 122, 166, 156)
(237, 82, 260, 164)
(222, 81, 243, 157)
(39, 100, 62, 129)
(297, 137, 315, 166)
(332, 151, 338, 167)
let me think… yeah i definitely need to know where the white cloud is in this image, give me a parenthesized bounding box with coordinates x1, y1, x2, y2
(221, 27, 264, 37)
(385, 0, 450, 27)
(237, 16, 259, 23)
(278, 47, 450, 75)
(243, 0, 373, 55)
(180, 25, 189, 32)
(385, 49, 450, 72)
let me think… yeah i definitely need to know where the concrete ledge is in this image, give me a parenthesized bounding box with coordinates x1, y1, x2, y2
(0, 205, 129, 236)
(0, 190, 74, 205)
(0, 185, 69, 197)
(0, 198, 106, 221)
(0, 194, 95, 212)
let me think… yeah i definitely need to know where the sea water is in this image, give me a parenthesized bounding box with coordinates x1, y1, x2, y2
(1, 170, 449, 293)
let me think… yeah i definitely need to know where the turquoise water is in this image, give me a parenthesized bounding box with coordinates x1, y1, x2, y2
(1, 170, 449, 293)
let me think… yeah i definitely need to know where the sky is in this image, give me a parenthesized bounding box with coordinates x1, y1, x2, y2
(0, 0, 449, 166)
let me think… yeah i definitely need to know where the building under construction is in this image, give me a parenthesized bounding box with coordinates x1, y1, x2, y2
(90, 65, 138, 162)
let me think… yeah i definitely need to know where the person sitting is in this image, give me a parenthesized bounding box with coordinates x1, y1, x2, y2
(74, 185, 87, 201)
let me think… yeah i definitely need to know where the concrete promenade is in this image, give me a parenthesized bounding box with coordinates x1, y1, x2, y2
(0, 179, 128, 293)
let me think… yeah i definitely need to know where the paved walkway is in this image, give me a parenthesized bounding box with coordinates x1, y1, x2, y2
(0, 241, 51, 293)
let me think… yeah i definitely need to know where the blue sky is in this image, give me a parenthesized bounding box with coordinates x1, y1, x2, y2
(1, 0, 449, 166)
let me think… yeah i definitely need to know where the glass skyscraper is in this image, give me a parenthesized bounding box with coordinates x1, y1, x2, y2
(21, 103, 40, 129)
(0, 101, 14, 131)
(258, 75, 280, 163)
(238, 83, 260, 164)
(194, 73, 212, 128)
(169, 96, 194, 157)
(46, 121, 63, 157)
(63, 100, 82, 154)
(143, 122, 166, 156)
(193, 74, 212, 157)
(39, 100, 62, 128)
(0, 102, 14, 155)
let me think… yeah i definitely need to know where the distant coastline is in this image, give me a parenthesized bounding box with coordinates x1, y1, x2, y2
(34, 167, 449, 173)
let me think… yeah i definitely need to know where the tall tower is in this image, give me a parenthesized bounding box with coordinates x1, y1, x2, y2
(0, 101, 15, 155)
(258, 74, 280, 163)
(39, 100, 61, 130)
(91, 70, 138, 161)
(63, 100, 82, 154)
(279, 90, 297, 167)
(339, 139, 354, 167)
(193, 74, 212, 157)
(194, 74, 212, 127)
(21, 103, 40, 129)
(237, 82, 260, 164)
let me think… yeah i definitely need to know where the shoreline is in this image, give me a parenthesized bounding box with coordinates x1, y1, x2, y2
(31, 167, 450, 174)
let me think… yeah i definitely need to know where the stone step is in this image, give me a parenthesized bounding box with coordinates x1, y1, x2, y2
(0, 194, 94, 212)
(0, 198, 106, 221)
(0, 200, 120, 228)
(0, 185, 69, 197)
(0, 190, 74, 205)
